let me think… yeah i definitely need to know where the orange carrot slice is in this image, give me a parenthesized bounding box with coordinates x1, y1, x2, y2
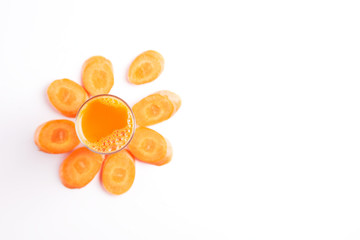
(34, 119, 79, 154)
(132, 90, 181, 126)
(60, 147, 104, 189)
(81, 56, 114, 96)
(128, 50, 164, 85)
(47, 79, 88, 118)
(101, 150, 135, 195)
(127, 127, 172, 166)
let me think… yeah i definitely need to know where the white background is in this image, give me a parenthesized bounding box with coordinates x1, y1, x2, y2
(1, 0, 360, 239)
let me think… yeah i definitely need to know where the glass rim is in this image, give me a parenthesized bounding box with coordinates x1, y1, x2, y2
(75, 94, 136, 155)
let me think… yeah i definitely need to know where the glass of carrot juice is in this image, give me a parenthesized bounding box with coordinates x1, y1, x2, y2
(75, 94, 135, 154)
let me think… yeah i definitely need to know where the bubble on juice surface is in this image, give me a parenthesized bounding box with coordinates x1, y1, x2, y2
(85, 124, 134, 153)
(97, 96, 127, 108)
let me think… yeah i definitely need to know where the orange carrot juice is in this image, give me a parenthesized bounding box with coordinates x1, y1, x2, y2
(75, 95, 135, 154)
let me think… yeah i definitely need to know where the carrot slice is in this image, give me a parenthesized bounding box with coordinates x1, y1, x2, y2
(132, 90, 181, 126)
(101, 150, 135, 195)
(34, 119, 79, 154)
(81, 56, 114, 96)
(60, 147, 104, 189)
(128, 50, 164, 85)
(127, 127, 172, 166)
(47, 79, 88, 118)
